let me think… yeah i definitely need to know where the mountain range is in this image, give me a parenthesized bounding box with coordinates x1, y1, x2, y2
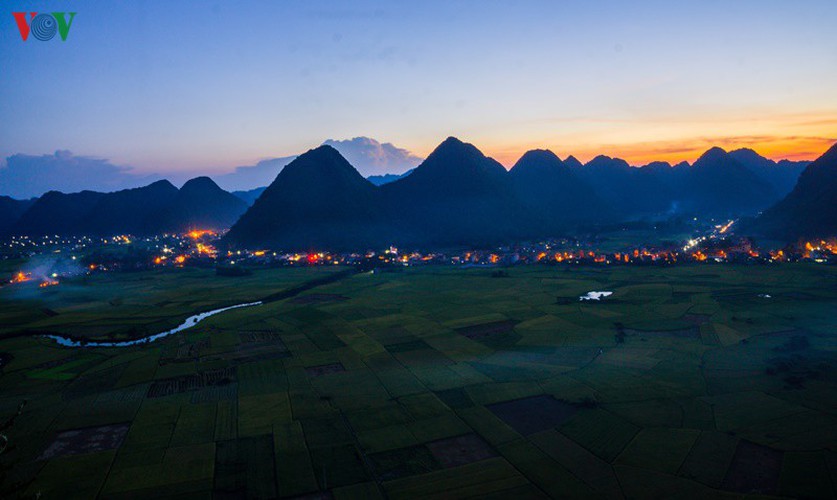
(222, 137, 823, 249)
(9, 177, 247, 237)
(2, 137, 830, 247)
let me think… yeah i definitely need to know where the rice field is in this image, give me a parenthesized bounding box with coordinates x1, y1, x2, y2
(0, 263, 835, 498)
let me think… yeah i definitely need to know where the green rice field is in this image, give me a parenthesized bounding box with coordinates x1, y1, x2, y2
(0, 264, 835, 498)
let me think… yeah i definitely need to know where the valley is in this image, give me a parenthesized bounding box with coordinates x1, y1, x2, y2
(0, 264, 835, 498)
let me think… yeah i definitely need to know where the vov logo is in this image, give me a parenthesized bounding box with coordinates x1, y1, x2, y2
(12, 12, 76, 41)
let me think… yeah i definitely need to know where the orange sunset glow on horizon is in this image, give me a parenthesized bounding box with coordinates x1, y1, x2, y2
(465, 110, 837, 167)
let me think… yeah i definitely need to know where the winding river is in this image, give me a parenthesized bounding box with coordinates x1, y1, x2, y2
(41, 267, 362, 348)
(44, 301, 263, 348)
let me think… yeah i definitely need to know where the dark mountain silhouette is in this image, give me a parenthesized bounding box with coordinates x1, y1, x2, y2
(563, 148, 791, 219)
(83, 180, 180, 235)
(4, 138, 816, 246)
(7, 178, 245, 236)
(681, 147, 778, 216)
(380, 137, 519, 245)
(563, 155, 583, 169)
(728, 148, 808, 198)
(0, 196, 35, 235)
(232, 187, 267, 206)
(749, 143, 837, 240)
(234, 170, 404, 207)
(11, 190, 106, 236)
(224, 145, 383, 250)
(574, 155, 675, 216)
(158, 177, 248, 232)
(575, 155, 633, 204)
(367, 169, 414, 186)
(509, 149, 609, 232)
(220, 137, 808, 249)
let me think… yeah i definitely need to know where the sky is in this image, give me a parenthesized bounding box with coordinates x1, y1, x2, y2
(1, 0, 836, 183)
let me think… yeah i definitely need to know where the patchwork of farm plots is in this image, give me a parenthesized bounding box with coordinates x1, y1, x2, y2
(0, 264, 835, 498)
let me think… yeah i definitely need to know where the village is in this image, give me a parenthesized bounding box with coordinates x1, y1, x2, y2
(4, 223, 835, 289)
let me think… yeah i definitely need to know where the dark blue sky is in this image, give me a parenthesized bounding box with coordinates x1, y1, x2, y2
(1, 0, 836, 175)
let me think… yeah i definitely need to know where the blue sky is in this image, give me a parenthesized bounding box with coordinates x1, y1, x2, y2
(1, 0, 836, 176)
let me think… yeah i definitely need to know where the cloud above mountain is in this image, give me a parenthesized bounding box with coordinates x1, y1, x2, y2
(213, 137, 423, 191)
(213, 156, 297, 192)
(0, 151, 162, 199)
(1, 138, 424, 197)
(323, 137, 423, 176)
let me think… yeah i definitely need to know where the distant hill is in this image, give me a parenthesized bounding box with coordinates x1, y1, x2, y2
(232, 187, 267, 206)
(158, 177, 248, 232)
(6, 178, 246, 236)
(0, 196, 35, 235)
(83, 180, 180, 235)
(509, 149, 609, 233)
(679, 147, 778, 216)
(563, 155, 584, 169)
(224, 145, 384, 250)
(574, 155, 676, 217)
(569, 147, 795, 219)
(367, 169, 414, 186)
(729, 149, 808, 198)
(11, 190, 106, 236)
(749, 143, 837, 240)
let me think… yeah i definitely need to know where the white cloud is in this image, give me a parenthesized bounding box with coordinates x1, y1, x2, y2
(213, 156, 296, 192)
(323, 137, 423, 176)
(0, 151, 162, 199)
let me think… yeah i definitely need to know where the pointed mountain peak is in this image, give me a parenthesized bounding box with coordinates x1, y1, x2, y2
(511, 149, 564, 175)
(642, 161, 673, 170)
(384, 137, 508, 195)
(148, 179, 178, 190)
(291, 143, 354, 165)
(136, 180, 180, 197)
(252, 143, 374, 206)
(278, 143, 367, 184)
(563, 155, 583, 169)
(181, 176, 223, 191)
(302, 144, 343, 159)
(40, 190, 65, 199)
(730, 147, 760, 156)
(729, 148, 769, 161)
(518, 149, 561, 163)
(440, 136, 465, 147)
(426, 136, 481, 159)
(414, 137, 506, 176)
(696, 146, 729, 163)
(586, 155, 630, 169)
